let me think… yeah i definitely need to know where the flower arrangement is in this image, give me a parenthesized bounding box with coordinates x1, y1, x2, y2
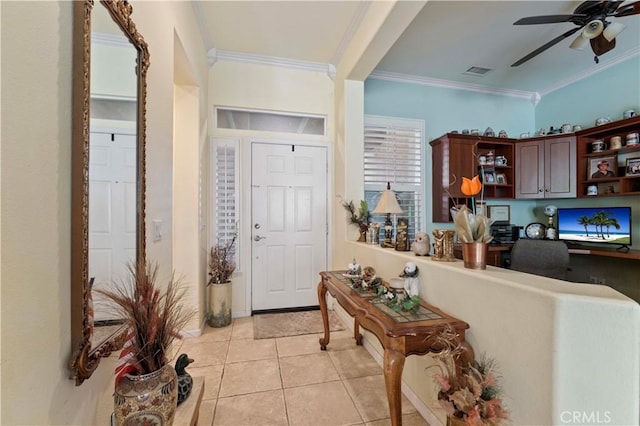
(449, 144, 494, 243)
(96, 262, 195, 375)
(208, 231, 237, 285)
(430, 327, 509, 425)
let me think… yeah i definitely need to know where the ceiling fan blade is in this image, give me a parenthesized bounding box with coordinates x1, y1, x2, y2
(511, 27, 582, 67)
(614, 1, 640, 16)
(591, 33, 616, 56)
(514, 14, 587, 25)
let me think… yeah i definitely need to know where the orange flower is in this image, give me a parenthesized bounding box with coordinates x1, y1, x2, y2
(461, 176, 482, 196)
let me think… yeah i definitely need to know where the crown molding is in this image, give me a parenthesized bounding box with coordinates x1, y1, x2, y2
(538, 47, 640, 96)
(330, 1, 371, 67)
(208, 49, 331, 74)
(368, 71, 536, 100)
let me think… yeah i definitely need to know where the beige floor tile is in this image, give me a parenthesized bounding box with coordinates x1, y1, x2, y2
(230, 316, 254, 340)
(188, 365, 224, 401)
(343, 375, 416, 422)
(329, 346, 382, 379)
(195, 324, 233, 343)
(279, 352, 340, 388)
(284, 381, 363, 425)
(178, 340, 229, 368)
(226, 338, 277, 363)
(213, 389, 287, 426)
(365, 412, 429, 426)
(322, 329, 361, 352)
(276, 332, 326, 357)
(219, 358, 282, 397)
(197, 399, 215, 426)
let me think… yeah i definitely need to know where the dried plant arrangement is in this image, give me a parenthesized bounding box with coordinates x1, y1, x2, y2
(208, 231, 237, 285)
(96, 261, 194, 375)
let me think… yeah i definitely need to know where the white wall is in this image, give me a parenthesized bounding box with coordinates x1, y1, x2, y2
(0, 1, 208, 423)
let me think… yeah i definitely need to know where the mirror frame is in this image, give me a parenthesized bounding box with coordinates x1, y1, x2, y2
(69, 0, 149, 385)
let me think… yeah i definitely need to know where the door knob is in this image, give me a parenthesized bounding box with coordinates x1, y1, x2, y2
(254, 235, 266, 242)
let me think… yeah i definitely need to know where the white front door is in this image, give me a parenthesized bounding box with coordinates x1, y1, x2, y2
(251, 143, 327, 311)
(89, 131, 137, 321)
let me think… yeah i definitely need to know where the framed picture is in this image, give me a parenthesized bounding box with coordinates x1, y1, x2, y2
(589, 155, 617, 179)
(495, 173, 507, 184)
(395, 218, 410, 251)
(488, 205, 510, 223)
(626, 158, 640, 176)
(484, 170, 496, 184)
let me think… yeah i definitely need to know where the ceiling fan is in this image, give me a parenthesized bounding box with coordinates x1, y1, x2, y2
(511, 1, 640, 67)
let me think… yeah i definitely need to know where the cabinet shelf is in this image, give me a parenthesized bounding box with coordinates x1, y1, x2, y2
(576, 116, 640, 197)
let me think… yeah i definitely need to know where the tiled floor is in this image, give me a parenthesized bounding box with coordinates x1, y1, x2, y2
(173, 315, 430, 426)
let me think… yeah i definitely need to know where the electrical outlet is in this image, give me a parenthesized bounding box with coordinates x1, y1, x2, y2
(589, 275, 598, 284)
(597, 277, 607, 285)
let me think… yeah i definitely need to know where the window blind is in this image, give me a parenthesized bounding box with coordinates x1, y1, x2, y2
(364, 116, 425, 240)
(213, 140, 239, 266)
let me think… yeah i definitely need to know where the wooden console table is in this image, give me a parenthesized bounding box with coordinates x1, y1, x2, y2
(317, 271, 474, 426)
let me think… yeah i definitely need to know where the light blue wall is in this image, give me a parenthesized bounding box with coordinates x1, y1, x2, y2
(536, 56, 640, 131)
(364, 78, 537, 230)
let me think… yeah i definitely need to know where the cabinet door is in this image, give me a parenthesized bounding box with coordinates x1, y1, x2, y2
(515, 140, 544, 199)
(448, 139, 477, 197)
(544, 136, 576, 198)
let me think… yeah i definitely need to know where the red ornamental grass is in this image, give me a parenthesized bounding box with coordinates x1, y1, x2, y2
(96, 262, 194, 374)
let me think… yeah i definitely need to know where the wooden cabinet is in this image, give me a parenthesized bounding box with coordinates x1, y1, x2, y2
(515, 134, 576, 199)
(430, 133, 515, 222)
(575, 116, 640, 197)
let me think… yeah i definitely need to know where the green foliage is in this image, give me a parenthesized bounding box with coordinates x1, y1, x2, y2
(341, 199, 371, 228)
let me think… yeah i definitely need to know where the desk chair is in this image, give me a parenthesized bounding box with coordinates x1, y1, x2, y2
(510, 239, 570, 280)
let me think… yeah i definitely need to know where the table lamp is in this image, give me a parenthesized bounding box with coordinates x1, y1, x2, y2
(372, 182, 403, 247)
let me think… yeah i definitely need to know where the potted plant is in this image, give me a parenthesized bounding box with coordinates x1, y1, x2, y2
(342, 199, 371, 242)
(207, 231, 237, 327)
(96, 261, 194, 425)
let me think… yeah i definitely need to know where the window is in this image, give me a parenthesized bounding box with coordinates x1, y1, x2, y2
(216, 107, 326, 136)
(364, 116, 425, 240)
(211, 138, 239, 268)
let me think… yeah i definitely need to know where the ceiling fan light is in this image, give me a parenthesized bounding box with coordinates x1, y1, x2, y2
(582, 20, 605, 39)
(569, 34, 589, 50)
(603, 22, 626, 42)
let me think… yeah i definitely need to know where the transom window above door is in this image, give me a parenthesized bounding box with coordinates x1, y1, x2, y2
(216, 107, 326, 136)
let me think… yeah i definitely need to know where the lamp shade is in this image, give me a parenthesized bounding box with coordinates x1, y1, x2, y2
(569, 34, 589, 50)
(582, 20, 604, 39)
(372, 183, 403, 215)
(603, 22, 626, 42)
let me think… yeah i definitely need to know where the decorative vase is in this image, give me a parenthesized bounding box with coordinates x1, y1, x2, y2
(208, 281, 232, 327)
(114, 364, 178, 425)
(446, 415, 466, 426)
(462, 242, 488, 270)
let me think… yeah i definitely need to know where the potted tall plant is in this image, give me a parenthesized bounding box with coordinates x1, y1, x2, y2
(96, 261, 194, 425)
(207, 232, 237, 327)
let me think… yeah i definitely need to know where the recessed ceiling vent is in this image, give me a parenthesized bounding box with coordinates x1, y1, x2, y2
(463, 66, 492, 76)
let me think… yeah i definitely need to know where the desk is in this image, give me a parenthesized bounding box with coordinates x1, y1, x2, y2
(317, 271, 474, 426)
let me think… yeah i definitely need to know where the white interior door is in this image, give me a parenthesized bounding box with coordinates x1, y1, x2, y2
(251, 143, 327, 311)
(89, 131, 137, 321)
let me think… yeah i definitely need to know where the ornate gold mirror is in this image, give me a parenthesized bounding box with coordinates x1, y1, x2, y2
(69, 0, 149, 385)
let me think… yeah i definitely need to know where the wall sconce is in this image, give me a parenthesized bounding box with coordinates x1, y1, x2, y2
(372, 182, 403, 248)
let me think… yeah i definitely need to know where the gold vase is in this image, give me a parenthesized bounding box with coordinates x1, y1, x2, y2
(446, 415, 466, 426)
(462, 242, 488, 270)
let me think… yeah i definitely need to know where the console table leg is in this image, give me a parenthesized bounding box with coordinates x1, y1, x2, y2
(383, 349, 406, 426)
(317, 280, 330, 350)
(354, 319, 363, 345)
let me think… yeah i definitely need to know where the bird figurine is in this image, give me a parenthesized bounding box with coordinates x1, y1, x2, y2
(175, 353, 194, 405)
(399, 262, 420, 298)
(411, 232, 430, 256)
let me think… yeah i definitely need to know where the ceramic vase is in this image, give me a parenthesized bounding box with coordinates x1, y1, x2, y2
(462, 242, 488, 270)
(114, 364, 178, 425)
(208, 281, 232, 327)
(446, 416, 466, 426)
